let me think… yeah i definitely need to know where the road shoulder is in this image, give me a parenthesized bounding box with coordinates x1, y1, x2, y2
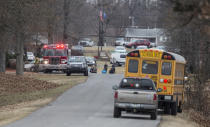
(158, 111, 199, 127)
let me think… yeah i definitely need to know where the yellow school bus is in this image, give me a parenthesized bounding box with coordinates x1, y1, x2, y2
(125, 49, 186, 115)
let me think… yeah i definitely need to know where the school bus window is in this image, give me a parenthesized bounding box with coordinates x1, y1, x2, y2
(162, 62, 172, 75)
(128, 59, 139, 73)
(142, 60, 158, 74)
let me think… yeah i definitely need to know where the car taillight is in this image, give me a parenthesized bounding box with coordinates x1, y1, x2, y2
(114, 91, 118, 99)
(153, 94, 157, 100)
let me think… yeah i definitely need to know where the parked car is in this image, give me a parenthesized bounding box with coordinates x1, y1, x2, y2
(110, 51, 127, 66)
(112, 77, 158, 120)
(85, 56, 96, 66)
(114, 46, 126, 53)
(27, 52, 35, 61)
(66, 56, 88, 76)
(125, 39, 150, 49)
(136, 45, 148, 50)
(155, 46, 167, 51)
(115, 38, 125, 46)
(78, 38, 94, 47)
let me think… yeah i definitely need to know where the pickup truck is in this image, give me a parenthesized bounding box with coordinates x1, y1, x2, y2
(112, 77, 158, 120)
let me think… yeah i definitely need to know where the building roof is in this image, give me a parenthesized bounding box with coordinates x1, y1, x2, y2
(125, 28, 165, 38)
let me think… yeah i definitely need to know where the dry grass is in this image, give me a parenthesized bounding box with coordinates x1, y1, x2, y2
(0, 72, 87, 126)
(0, 98, 53, 127)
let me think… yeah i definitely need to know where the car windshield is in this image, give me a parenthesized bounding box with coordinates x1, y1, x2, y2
(69, 57, 85, 62)
(27, 52, 33, 55)
(72, 46, 83, 50)
(116, 46, 125, 50)
(86, 57, 94, 61)
(116, 38, 124, 41)
(119, 78, 155, 90)
(136, 46, 147, 49)
(81, 38, 90, 41)
(43, 49, 67, 56)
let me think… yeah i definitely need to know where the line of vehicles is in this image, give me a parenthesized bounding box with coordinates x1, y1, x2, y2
(112, 48, 187, 120)
(25, 42, 186, 120)
(25, 43, 96, 75)
(114, 38, 155, 48)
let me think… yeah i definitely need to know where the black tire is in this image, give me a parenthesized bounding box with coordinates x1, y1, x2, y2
(84, 70, 88, 76)
(44, 69, 48, 73)
(177, 105, 182, 113)
(176, 98, 182, 113)
(47, 70, 52, 73)
(151, 110, 157, 120)
(113, 107, 121, 118)
(164, 103, 170, 114)
(171, 102, 177, 115)
(30, 67, 35, 72)
(66, 72, 71, 76)
(117, 62, 122, 66)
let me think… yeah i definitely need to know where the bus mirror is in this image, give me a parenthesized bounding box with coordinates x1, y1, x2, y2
(112, 85, 118, 90)
(184, 77, 188, 81)
(157, 88, 162, 92)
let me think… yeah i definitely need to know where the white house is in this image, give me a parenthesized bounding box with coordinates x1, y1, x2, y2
(124, 28, 167, 46)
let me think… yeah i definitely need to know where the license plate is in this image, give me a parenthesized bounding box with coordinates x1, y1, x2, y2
(164, 96, 171, 100)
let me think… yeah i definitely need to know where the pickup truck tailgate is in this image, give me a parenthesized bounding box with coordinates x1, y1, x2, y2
(117, 90, 156, 104)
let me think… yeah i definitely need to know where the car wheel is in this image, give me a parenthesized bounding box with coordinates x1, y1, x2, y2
(117, 62, 122, 66)
(113, 106, 121, 118)
(66, 72, 71, 76)
(44, 69, 48, 73)
(171, 102, 177, 115)
(30, 67, 35, 72)
(84, 70, 88, 76)
(150, 110, 157, 120)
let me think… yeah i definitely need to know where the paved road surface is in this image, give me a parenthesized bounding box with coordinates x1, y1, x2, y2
(5, 74, 160, 127)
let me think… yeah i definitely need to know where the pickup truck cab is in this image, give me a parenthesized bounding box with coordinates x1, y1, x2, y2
(112, 77, 158, 120)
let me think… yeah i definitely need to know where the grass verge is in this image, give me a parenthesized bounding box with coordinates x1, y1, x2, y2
(0, 72, 87, 126)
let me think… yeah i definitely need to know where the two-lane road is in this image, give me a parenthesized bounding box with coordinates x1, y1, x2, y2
(5, 74, 160, 127)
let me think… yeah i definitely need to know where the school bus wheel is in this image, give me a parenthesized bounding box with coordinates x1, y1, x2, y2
(177, 101, 183, 113)
(164, 102, 171, 114)
(171, 102, 177, 115)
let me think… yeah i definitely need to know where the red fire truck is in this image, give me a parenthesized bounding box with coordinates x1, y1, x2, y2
(41, 44, 70, 73)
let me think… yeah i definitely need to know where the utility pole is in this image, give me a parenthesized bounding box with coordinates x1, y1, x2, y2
(98, 0, 104, 57)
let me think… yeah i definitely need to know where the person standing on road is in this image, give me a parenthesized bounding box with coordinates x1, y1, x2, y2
(102, 62, 108, 74)
(34, 57, 40, 72)
(104, 63, 108, 71)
